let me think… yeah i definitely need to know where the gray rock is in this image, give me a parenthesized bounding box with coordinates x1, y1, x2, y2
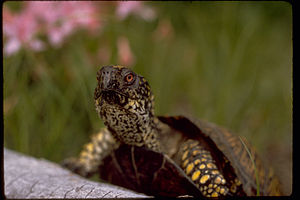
(4, 148, 149, 198)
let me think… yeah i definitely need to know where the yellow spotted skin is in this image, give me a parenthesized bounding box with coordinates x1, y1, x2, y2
(62, 128, 118, 177)
(62, 66, 281, 196)
(181, 139, 229, 197)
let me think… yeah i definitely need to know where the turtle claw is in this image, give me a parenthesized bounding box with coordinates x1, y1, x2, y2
(61, 157, 90, 177)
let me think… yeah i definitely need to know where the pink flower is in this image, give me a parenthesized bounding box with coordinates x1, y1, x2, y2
(116, 1, 156, 21)
(3, 1, 101, 55)
(3, 1, 154, 57)
(3, 6, 44, 55)
(26, 1, 100, 47)
(117, 36, 135, 66)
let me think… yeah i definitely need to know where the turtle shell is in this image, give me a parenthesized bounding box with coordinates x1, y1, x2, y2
(100, 144, 203, 197)
(158, 115, 281, 196)
(99, 115, 281, 196)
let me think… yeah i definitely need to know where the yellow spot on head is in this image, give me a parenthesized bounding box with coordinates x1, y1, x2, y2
(186, 162, 194, 175)
(127, 100, 135, 107)
(191, 170, 201, 181)
(112, 65, 125, 70)
(199, 174, 210, 184)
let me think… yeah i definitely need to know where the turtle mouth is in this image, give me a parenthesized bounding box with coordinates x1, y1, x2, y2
(101, 89, 127, 97)
(100, 89, 129, 106)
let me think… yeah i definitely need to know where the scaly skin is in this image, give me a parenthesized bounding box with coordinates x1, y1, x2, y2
(62, 128, 117, 177)
(62, 65, 236, 197)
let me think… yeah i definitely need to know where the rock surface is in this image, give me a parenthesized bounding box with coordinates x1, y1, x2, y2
(4, 148, 148, 198)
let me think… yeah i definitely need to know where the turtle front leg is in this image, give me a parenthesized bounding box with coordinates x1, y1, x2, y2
(62, 128, 118, 177)
(180, 139, 230, 197)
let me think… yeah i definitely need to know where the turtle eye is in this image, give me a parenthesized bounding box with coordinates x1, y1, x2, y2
(124, 73, 135, 84)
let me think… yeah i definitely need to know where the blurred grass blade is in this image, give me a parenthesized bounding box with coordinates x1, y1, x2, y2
(239, 136, 260, 196)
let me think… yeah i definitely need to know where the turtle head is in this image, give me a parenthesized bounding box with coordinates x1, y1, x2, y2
(94, 65, 158, 148)
(94, 65, 154, 116)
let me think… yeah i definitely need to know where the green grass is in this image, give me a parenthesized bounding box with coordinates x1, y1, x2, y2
(3, 2, 292, 194)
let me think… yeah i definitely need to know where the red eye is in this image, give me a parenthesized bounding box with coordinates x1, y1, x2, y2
(125, 73, 134, 83)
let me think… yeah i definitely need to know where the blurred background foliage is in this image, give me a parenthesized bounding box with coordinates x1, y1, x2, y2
(3, 1, 292, 195)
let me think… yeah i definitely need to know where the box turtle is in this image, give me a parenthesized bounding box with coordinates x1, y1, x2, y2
(62, 65, 281, 197)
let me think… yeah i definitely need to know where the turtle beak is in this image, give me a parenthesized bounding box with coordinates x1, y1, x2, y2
(102, 74, 112, 90)
(99, 67, 119, 91)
